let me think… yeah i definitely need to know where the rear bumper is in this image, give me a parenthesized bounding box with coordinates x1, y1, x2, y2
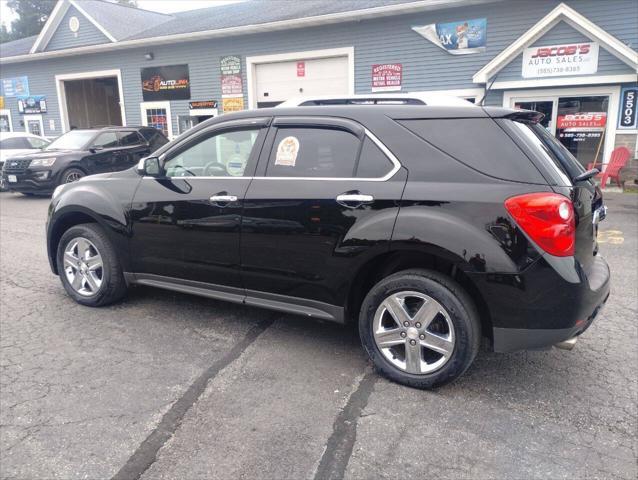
(468, 254, 610, 353)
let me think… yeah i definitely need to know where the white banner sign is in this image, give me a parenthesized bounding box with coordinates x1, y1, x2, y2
(522, 42, 599, 78)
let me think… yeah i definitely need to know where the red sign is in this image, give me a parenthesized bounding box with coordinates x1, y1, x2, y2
(297, 61, 305, 77)
(372, 63, 402, 92)
(221, 74, 243, 96)
(557, 112, 607, 129)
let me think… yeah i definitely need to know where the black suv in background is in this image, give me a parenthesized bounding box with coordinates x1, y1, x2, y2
(46, 106, 610, 388)
(2, 126, 168, 195)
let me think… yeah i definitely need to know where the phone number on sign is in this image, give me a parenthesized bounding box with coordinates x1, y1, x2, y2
(537, 65, 582, 75)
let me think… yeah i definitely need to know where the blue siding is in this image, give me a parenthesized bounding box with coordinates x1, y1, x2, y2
(45, 5, 111, 52)
(1, 0, 636, 136)
(497, 21, 636, 81)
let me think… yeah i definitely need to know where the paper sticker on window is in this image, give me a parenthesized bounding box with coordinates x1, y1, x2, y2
(275, 136, 299, 166)
(226, 154, 245, 176)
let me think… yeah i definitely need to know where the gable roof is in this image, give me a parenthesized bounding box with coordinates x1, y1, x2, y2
(473, 2, 638, 83)
(1, 0, 498, 63)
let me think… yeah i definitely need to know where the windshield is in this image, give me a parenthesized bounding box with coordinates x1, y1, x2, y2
(45, 130, 95, 151)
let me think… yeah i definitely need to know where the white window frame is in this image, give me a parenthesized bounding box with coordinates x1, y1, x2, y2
(503, 85, 621, 167)
(0, 108, 13, 132)
(23, 114, 44, 136)
(140, 101, 173, 139)
(246, 46, 355, 109)
(55, 68, 126, 133)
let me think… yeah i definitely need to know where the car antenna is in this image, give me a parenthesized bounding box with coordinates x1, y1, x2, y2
(479, 72, 499, 106)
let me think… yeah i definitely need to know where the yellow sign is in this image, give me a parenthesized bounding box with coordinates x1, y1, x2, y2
(222, 97, 244, 113)
(0, 96, 4, 109)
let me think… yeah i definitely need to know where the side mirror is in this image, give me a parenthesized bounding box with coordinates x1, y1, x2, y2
(137, 156, 162, 176)
(89, 146, 104, 153)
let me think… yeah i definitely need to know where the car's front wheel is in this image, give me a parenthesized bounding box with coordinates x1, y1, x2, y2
(56, 223, 127, 306)
(359, 269, 480, 389)
(60, 167, 85, 185)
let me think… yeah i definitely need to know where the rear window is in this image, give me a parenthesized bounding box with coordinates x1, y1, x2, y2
(517, 122, 584, 180)
(398, 118, 546, 184)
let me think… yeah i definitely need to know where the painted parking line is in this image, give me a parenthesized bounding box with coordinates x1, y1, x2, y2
(598, 230, 624, 244)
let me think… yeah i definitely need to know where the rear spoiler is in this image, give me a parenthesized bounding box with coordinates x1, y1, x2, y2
(483, 107, 545, 124)
(503, 109, 545, 124)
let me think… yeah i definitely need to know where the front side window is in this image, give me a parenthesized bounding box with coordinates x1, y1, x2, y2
(164, 128, 260, 177)
(266, 127, 360, 178)
(46, 130, 95, 151)
(92, 132, 119, 149)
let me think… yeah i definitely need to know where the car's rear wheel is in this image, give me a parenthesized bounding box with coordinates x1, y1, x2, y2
(60, 167, 85, 185)
(56, 223, 127, 306)
(359, 269, 480, 389)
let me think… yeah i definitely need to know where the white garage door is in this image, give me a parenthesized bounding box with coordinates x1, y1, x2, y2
(255, 56, 349, 108)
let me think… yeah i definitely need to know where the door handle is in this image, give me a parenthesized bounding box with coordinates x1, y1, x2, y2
(336, 193, 374, 208)
(210, 194, 238, 206)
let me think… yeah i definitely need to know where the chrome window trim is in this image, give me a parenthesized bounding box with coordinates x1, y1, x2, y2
(142, 128, 402, 182)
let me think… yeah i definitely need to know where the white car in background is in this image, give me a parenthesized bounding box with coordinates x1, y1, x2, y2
(277, 92, 477, 107)
(0, 132, 51, 191)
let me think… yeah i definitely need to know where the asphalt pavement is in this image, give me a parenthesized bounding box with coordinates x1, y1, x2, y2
(0, 190, 636, 480)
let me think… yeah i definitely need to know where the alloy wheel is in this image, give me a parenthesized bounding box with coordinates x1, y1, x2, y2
(65, 171, 83, 183)
(63, 237, 103, 296)
(372, 291, 455, 374)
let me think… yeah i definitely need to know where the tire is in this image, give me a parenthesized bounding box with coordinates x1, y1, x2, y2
(359, 269, 480, 389)
(56, 223, 127, 307)
(59, 167, 85, 185)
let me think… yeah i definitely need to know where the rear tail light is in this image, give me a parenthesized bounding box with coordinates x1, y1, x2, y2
(504, 192, 575, 257)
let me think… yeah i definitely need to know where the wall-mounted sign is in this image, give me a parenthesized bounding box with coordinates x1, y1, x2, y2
(412, 18, 487, 55)
(1, 76, 29, 97)
(222, 97, 244, 113)
(221, 75, 243, 96)
(141, 64, 190, 101)
(522, 42, 599, 78)
(557, 112, 607, 129)
(372, 64, 402, 92)
(297, 61, 305, 77)
(17, 95, 47, 114)
(189, 100, 218, 110)
(220, 55, 241, 75)
(0, 96, 4, 109)
(618, 86, 637, 129)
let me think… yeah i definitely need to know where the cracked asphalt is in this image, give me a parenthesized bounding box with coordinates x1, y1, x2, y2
(0, 190, 636, 480)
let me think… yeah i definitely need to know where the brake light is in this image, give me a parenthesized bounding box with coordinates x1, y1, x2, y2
(504, 192, 575, 257)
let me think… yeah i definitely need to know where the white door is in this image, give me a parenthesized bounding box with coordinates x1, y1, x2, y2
(140, 101, 173, 139)
(23, 114, 44, 137)
(255, 56, 349, 107)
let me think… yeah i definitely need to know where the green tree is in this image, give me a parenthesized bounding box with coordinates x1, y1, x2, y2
(1, 0, 56, 43)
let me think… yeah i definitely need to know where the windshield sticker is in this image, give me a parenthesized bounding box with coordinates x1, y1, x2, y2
(275, 136, 299, 166)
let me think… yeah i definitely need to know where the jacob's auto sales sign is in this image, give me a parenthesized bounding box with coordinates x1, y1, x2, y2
(522, 42, 599, 78)
(557, 112, 607, 129)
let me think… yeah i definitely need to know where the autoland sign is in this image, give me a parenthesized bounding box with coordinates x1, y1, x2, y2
(141, 64, 191, 101)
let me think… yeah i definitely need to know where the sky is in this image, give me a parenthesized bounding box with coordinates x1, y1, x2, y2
(0, 0, 241, 31)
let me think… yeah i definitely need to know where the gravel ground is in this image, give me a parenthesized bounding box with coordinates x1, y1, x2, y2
(1, 190, 636, 480)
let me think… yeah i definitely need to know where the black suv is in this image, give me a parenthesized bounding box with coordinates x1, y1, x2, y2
(2, 126, 168, 195)
(46, 106, 610, 388)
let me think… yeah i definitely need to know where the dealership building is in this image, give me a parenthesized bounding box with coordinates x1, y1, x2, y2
(0, 0, 636, 170)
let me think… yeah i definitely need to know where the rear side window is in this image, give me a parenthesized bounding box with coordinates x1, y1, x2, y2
(118, 131, 144, 146)
(266, 127, 360, 178)
(139, 128, 169, 152)
(27, 137, 49, 149)
(398, 118, 546, 184)
(356, 137, 394, 178)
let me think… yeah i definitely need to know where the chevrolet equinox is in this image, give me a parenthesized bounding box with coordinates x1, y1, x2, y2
(46, 105, 610, 388)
